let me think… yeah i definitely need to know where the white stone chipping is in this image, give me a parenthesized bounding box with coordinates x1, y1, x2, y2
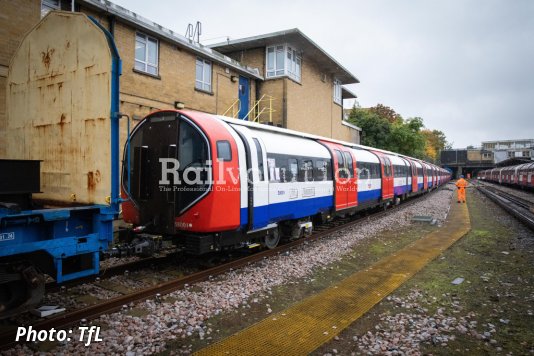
(5, 187, 453, 355)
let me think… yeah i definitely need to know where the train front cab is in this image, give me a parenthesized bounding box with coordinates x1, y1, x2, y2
(122, 110, 245, 253)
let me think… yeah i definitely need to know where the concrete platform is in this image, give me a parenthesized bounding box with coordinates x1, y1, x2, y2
(195, 200, 471, 355)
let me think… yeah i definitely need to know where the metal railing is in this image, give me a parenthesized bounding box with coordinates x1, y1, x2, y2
(222, 95, 276, 123)
(246, 94, 274, 123)
(222, 99, 240, 118)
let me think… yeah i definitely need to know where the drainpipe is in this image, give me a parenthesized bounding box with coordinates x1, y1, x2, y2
(108, 15, 116, 38)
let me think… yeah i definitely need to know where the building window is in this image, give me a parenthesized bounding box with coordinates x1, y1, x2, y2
(333, 78, 342, 105)
(266, 44, 301, 82)
(135, 33, 158, 75)
(41, 0, 60, 17)
(195, 58, 212, 92)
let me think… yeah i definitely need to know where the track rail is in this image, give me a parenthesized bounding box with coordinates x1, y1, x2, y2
(45, 254, 177, 293)
(474, 181, 534, 231)
(0, 188, 442, 351)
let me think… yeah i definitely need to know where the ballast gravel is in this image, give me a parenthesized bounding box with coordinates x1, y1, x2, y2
(6, 186, 453, 355)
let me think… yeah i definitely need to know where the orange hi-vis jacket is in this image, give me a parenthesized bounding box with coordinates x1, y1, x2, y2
(455, 178, 468, 190)
(455, 178, 468, 202)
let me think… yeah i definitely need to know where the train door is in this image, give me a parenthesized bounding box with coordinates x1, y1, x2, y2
(408, 159, 418, 193)
(421, 162, 428, 190)
(250, 137, 269, 229)
(374, 153, 393, 200)
(343, 150, 358, 209)
(231, 125, 269, 230)
(135, 114, 180, 234)
(319, 141, 357, 211)
(400, 157, 410, 189)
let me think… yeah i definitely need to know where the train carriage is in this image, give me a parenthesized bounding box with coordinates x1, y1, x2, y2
(122, 110, 451, 254)
(479, 162, 534, 189)
(352, 148, 382, 208)
(390, 155, 410, 200)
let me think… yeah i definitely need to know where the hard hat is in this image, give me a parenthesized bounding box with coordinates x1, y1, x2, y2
(460, 175, 464, 178)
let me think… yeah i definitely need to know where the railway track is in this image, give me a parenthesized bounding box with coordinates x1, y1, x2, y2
(0, 188, 442, 351)
(474, 181, 534, 231)
(44, 253, 178, 294)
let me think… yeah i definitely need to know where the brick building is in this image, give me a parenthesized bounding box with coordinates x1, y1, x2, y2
(211, 29, 361, 143)
(0, 0, 361, 158)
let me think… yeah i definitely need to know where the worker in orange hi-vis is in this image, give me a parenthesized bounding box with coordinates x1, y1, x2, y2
(455, 175, 468, 203)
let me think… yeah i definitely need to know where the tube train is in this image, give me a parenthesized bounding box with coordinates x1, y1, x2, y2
(122, 110, 451, 254)
(478, 162, 534, 189)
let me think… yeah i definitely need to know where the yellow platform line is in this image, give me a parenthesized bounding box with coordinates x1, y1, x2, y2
(196, 202, 471, 356)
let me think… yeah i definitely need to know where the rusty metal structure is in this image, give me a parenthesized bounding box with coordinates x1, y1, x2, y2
(0, 11, 121, 318)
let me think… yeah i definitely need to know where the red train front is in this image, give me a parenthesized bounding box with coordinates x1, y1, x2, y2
(121, 110, 242, 245)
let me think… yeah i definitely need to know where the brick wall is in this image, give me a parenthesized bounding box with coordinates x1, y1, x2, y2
(1, 1, 258, 157)
(226, 46, 360, 143)
(100, 19, 253, 121)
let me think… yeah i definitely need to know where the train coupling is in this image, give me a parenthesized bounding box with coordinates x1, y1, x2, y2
(106, 234, 163, 258)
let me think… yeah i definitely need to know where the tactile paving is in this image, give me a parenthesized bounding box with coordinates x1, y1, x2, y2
(195, 202, 471, 355)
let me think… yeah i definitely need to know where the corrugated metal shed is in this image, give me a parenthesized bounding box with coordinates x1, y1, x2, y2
(6, 11, 113, 205)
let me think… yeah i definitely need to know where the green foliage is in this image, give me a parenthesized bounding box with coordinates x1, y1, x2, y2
(348, 104, 450, 162)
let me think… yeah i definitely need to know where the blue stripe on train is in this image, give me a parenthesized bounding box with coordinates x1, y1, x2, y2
(358, 189, 381, 203)
(394, 185, 410, 196)
(241, 195, 334, 230)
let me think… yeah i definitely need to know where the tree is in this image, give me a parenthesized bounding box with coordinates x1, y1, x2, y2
(368, 104, 402, 124)
(422, 129, 449, 162)
(348, 107, 391, 149)
(348, 103, 450, 162)
(389, 117, 426, 158)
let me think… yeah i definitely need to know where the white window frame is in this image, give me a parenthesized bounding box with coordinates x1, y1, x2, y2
(195, 58, 212, 92)
(134, 32, 159, 76)
(266, 44, 301, 82)
(333, 78, 342, 105)
(41, 0, 60, 18)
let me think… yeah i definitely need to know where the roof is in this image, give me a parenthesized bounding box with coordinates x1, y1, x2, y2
(210, 28, 359, 84)
(78, 0, 263, 80)
(342, 87, 357, 99)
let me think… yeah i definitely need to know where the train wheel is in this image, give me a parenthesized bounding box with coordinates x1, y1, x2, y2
(0, 263, 45, 319)
(263, 228, 280, 249)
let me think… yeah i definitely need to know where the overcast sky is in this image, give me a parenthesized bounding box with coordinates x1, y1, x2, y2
(112, 0, 533, 148)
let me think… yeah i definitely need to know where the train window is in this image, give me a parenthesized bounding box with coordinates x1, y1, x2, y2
(335, 150, 348, 179)
(358, 162, 371, 180)
(287, 158, 298, 182)
(216, 140, 232, 161)
(267, 155, 281, 183)
(253, 138, 265, 181)
(299, 160, 314, 182)
(383, 161, 391, 177)
(367, 163, 380, 179)
(314, 160, 327, 181)
(343, 152, 354, 178)
(177, 120, 209, 213)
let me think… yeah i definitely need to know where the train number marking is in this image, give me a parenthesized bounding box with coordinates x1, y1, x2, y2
(0, 232, 15, 242)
